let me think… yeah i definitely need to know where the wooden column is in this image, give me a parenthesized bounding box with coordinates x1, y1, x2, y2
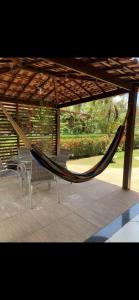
(56, 108, 60, 156)
(123, 87, 138, 190)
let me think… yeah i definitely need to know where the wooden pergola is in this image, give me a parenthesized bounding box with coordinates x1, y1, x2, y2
(0, 57, 139, 190)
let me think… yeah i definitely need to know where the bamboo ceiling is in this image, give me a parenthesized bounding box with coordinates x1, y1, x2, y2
(0, 57, 139, 108)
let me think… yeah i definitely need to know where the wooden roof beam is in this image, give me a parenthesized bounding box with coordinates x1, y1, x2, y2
(4, 69, 20, 95)
(29, 76, 50, 99)
(57, 88, 127, 108)
(16, 72, 37, 98)
(56, 90, 73, 102)
(42, 88, 55, 101)
(0, 95, 53, 107)
(56, 79, 82, 99)
(48, 58, 132, 91)
(22, 65, 94, 81)
(73, 80, 93, 96)
(0, 58, 43, 75)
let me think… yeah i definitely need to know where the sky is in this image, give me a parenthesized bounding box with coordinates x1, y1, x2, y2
(114, 93, 139, 106)
(137, 93, 139, 105)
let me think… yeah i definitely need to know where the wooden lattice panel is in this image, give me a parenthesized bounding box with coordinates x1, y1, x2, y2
(18, 105, 57, 155)
(0, 103, 57, 163)
(0, 102, 18, 163)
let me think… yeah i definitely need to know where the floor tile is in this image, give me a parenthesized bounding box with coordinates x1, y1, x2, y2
(107, 221, 139, 242)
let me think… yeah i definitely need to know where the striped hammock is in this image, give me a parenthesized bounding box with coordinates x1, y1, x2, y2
(0, 103, 125, 183)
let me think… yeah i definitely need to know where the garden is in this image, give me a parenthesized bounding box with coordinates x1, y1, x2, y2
(60, 96, 139, 161)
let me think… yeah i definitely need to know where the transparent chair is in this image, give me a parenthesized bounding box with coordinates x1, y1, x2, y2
(18, 147, 62, 208)
(18, 147, 33, 208)
(0, 157, 25, 193)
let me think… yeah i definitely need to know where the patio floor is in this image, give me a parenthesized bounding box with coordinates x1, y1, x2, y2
(0, 175, 139, 242)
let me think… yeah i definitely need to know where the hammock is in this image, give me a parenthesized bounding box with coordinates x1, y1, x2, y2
(0, 103, 126, 183)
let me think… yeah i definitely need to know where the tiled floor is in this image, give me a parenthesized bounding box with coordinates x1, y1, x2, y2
(0, 175, 139, 242)
(107, 213, 139, 242)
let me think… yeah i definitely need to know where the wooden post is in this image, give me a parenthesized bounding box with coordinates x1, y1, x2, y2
(123, 87, 138, 190)
(56, 108, 60, 156)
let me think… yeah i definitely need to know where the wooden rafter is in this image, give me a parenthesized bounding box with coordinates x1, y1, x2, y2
(0, 58, 43, 75)
(4, 70, 20, 95)
(86, 58, 108, 63)
(53, 79, 73, 103)
(20, 65, 99, 81)
(16, 72, 37, 98)
(109, 58, 137, 74)
(41, 88, 55, 101)
(57, 88, 127, 108)
(115, 72, 137, 78)
(101, 65, 124, 71)
(18, 62, 133, 84)
(48, 58, 132, 90)
(74, 80, 92, 96)
(0, 95, 41, 106)
(57, 90, 73, 102)
(94, 80, 105, 93)
(28, 76, 50, 99)
(56, 79, 82, 99)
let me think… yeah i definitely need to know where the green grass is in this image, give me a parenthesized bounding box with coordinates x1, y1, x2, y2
(68, 149, 139, 168)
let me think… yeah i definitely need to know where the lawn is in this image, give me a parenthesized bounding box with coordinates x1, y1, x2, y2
(68, 149, 139, 169)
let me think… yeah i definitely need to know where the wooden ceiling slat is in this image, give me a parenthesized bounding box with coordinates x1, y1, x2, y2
(16, 72, 37, 98)
(4, 70, 20, 96)
(0, 58, 43, 75)
(48, 58, 132, 90)
(29, 76, 50, 99)
(0, 57, 139, 109)
(58, 88, 127, 108)
(56, 79, 82, 99)
(73, 80, 92, 96)
(41, 88, 55, 101)
(0, 95, 41, 106)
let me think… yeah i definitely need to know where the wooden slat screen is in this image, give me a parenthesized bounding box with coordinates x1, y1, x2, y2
(0, 102, 18, 164)
(0, 103, 57, 164)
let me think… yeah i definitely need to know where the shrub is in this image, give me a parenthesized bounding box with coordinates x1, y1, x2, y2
(60, 134, 139, 160)
(61, 136, 110, 159)
(134, 134, 139, 149)
(118, 134, 139, 151)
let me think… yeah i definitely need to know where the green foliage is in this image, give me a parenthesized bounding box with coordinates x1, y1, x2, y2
(61, 133, 139, 159)
(60, 96, 129, 159)
(61, 96, 127, 137)
(61, 136, 111, 158)
(134, 134, 139, 149)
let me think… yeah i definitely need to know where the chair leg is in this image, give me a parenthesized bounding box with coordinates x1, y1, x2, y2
(29, 184, 33, 209)
(48, 180, 51, 190)
(55, 176, 61, 204)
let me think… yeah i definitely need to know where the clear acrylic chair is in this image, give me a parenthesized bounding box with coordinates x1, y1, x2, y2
(17, 147, 61, 208)
(18, 147, 33, 208)
(0, 157, 25, 193)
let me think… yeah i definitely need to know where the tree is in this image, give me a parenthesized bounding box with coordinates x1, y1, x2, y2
(60, 95, 127, 136)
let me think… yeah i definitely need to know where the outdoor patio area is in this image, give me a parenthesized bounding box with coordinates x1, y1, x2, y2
(0, 57, 139, 243)
(0, 175, 139, 242)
